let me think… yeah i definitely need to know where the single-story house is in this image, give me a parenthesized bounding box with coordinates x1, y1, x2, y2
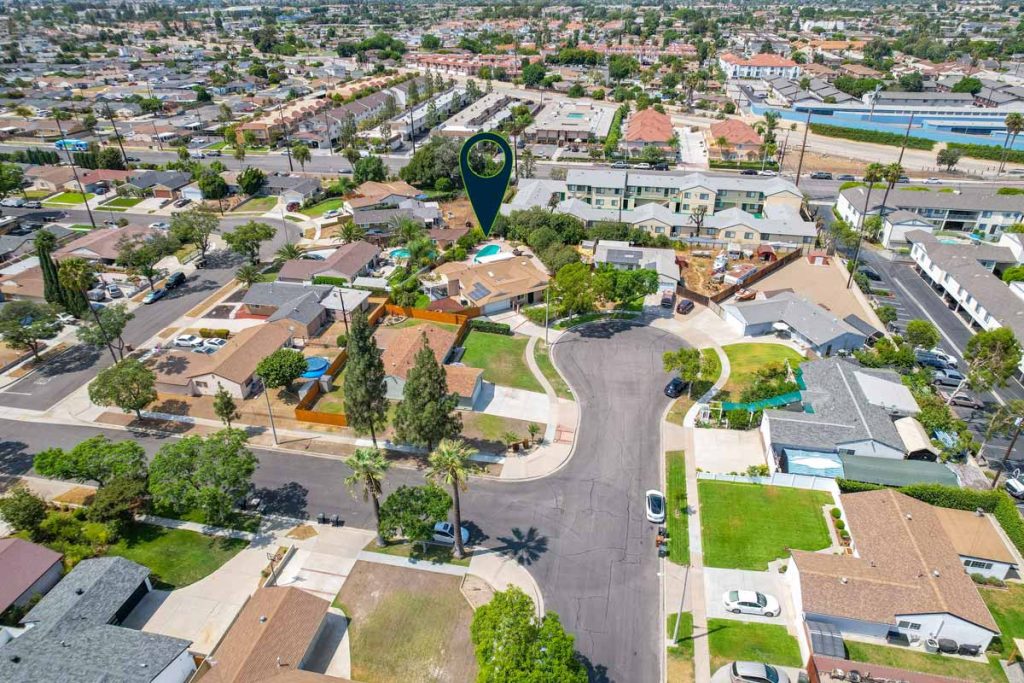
(344, 180, 420, 213)
(0, 556, 196, 682)
(881, 210, 936, 249)
(152, 321, 293, 398)
(431, 256, 549, 314)
(263, 174, 322, 205)
(54, 225, 156, 264)
(373, 323, 483, 407)
(277, 240, 380, 284)
(25, 164, 76, 193)
(934, 506, 1020, 581)
(788, 489, 1000, 651)
(592, 240, 679, 290)
(73, 169, 132, 193)
(350, 199, 443, 236)
(0, 539, 63, 615)
(720, 291, 867, 356)
(241, 282, 332, 336)
(126, 170, 192, 198)
(202, 586, 352, 683)
(179, 182, 205, 203)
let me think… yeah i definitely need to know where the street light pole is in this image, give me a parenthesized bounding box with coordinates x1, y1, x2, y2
(991, 417, 1022, 489)
(259, 376, 279, 445)
(794, 108, 812, 187)
(103, 102, 130, 168)
(54, 113, 97, 230)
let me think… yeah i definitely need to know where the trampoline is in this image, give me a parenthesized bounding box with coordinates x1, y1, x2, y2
(302, 356, 330, 379)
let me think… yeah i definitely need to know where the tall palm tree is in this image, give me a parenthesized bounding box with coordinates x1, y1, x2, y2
(999, 113, 1024, 174)
(344, 447, 390, 546)
(275, 242, 302, 264)
(876, 161, 904, 221)
(234, 263, 262, 288)
(846, 162, 885, 287)
(427, 439, 476, 559)
(58, 257, 116, 362)
(988, 400, 1024, 488)
(335, 222, 366, 244)
(391, 216, 425, 246)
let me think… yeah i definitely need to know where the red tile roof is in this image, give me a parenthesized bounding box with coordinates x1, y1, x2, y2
(709, 119, 762, 146)
(625, 108, 674, 144)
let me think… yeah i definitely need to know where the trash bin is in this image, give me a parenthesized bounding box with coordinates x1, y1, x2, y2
(924, 638, 939, 653)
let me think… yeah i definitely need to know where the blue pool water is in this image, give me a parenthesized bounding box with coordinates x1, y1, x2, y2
(566, 112, 585, 119)
(390, 248, 411, 259)
(301, 356, 330, 379)
(474, 244, 501, 262)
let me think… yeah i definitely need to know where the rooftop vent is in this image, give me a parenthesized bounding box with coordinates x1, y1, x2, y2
(905, 513, 913, 520)
(933, 569, 941, 578)
(840, 577, 848, 584)
(259, 615, 267, 623)
(75, 588, 84, 595)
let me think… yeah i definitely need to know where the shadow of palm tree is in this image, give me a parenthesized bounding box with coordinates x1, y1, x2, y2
(576, 653, 610, 683)
(495, 526, 548, 566)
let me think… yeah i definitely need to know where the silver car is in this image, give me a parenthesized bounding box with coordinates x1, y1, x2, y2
(730, 661, 789, 683)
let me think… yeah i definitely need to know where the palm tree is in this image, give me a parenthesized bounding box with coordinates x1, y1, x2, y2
(391, 216, 425, 246)
(845, 162, 885, 287)
(427, 438, 476, 559)
(275, 242, 302, 264)
(344, 447, 390, 546)
(876, 161, 904, 221)
(58, 257, 116, 362)
(234, 263, 262, 288)
(335, 222, 366, 244)
(715, 135, 731, 160)
(406, 236, 435, 267)
(999, 113, 1024, 174)
(291, 142, 311, 171)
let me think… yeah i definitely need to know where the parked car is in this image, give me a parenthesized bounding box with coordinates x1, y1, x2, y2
(809, 171, 833, 180)
(203, 337, 228, 349)
(174, 334, 203, 347)
(940, 390, 983, 409)
(923, 177, 941, 184)
(0, 197, 25, 207)
(432, 521, 469, 545)
(86, 287, 106, 302)
(173, 198, 191, 208)
(142, 288, 166, 304)
(722, 590, 780, 617)
(921, 348, 957, 368)
(22, 200, 41, 209)
(633, 162, 652, 170)
(610, 161, 629, 169)
(164, 271, 186, 289)
(676, 299, 695, 315)
(322, 209, 341, 219)
(189, 150, 205, 159)
(660, 291, 675, 308)
(1005, 477, 1024, 500)
(286, 201, 301, 212)
(645, 489, 666, 523)
(897, 175, 910, 183)
(102, 219, 118, 227)
(757, 169, 777, 176)
(836, 174, 856, 181)
(94, 187, 108, 195)
(730, 661, 790, 683)
(191, 345, 217, 355)
(149, 221, 170, 230)
(653, 161, 670, 171)
(105, 284, 123, 299)
(915, 349, 953, 370)
(739, 169, 758, 175)
(933, 367, 965, 387)
(858, 266, 881, 281)
(55, 312, 77, 326)
(664, 377, 686, 398)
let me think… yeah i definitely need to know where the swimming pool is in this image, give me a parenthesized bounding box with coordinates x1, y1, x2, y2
(566, 112, 585, 119)
(301, 356, 330, 379)
(390, 248, 410, 259)
(474, 244, 501, 262)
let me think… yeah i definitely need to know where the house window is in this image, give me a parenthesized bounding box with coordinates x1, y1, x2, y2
(964, 559, 994, 570)
(195, 381, 208, 389)
(699, 193, 709, 200)
(596, 199, 604, 206)
(744, 232, 755, 240)
(897, 620, 922, 631)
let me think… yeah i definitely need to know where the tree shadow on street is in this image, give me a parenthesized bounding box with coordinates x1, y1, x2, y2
(254, 480, 309, 518)
(576, 654, 610, 683)
(495, 526, 548, 566)
(0, 439, 32, 490)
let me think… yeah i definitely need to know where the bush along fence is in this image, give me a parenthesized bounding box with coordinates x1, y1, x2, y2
(808, 123, 935, 150)
(947, 142, 1024, 165)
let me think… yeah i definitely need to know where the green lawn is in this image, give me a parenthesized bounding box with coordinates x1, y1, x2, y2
(461, 331, 543, 393)
(666, 349, 721, 427)
(230, 196, 277, 213)
(364, 539, 471, 567)
(668, 612, 695, 683)
(44, 191, 95, 204)
(22, 189, 53, 200)
(106, 523, 249, 589)
(699, 481, 832, 570)
(708, 619, 802, 673)
(982, 584, 1024, 641)
(69, 224, 94, 231)
(722, 343, 804, 395)
(845, 641, 1007, 683)
(303, 198, 345, 217)
(150, 503, 261, 534)
(533, 339, 572, 400)
(666, 450, 690, 565)
(104, 196, 143, 208)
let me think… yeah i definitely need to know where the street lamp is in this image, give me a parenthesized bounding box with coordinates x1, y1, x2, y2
(257, 374, 279, 446)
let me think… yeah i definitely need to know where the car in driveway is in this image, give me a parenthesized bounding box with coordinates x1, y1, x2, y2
(676, 299, 695, 315)
(939, 389, 983, 409)
(191, 345, 218, 355)
(730, 661, 789, 683)
(933, 367, 965, 387)
(645, 489, 666, 523)
(203, 337, 228, 349)
(105, 284, 123, 299)
(664, 377, 687, 398)
(722, 590, 780, 617)
(149, 221, 170, 230)
(432, 521, 469, 545)
(86, 287, 106, 302)
(660, 291, 675, 308)
(174, 334, 203, 348)
(142, 288, 166, 304)
(1006, 477, 1024, 500)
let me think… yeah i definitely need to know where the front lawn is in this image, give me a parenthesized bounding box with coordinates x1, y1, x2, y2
(230, 196, 277, 213)
(708, 619, 801, 673)
(106, 523, 248, 589)
(364, 538, 471, 567)
(982, 583, 1024, 642)
(533, 339, 573, 400)
(666, 450, 690, 565)
(699, 481, 832, 570)
(44, 191, 94, 204)
(844, 641, 1007, 683)
(668, 612, 695, 683)
(69, 224, 94, 231)
(303, 198, 346, 217)
(104, 196, 143, 208)
(22, 189, 53, 200)
(461, 331, 543, 393)
(722, 343, 803, 396)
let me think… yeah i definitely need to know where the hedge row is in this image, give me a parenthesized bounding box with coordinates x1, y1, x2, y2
(468, 319, 513, 335)
(947, 142, 1024, 165)
(197, 328, 229, 339)
(809, 123, 935, 150)
(708, 159, 779, 170)
(836, 480, 1024, 556)
(312, 275, 348, 287)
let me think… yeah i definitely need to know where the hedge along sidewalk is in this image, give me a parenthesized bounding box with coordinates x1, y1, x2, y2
(809, 122, 936, 150)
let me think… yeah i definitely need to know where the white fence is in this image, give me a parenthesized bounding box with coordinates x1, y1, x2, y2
(697, 471, 840, 498)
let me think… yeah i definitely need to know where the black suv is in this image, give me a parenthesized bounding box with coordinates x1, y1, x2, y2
(165, 271, 187, 289)
(664, 377, 687, 398)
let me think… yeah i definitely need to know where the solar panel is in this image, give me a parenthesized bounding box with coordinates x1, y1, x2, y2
(468, 283, 491, 301)
(806, 620, 845, 658)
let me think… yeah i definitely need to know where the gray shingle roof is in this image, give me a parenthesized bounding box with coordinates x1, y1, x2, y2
(841, 185, 1024, 214)
(724, 291, 864, 346)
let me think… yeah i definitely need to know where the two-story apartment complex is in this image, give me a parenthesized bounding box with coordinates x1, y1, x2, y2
(719, 53, 801, 80)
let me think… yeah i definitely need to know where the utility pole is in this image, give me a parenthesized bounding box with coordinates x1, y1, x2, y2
(103, 102, 129, 168)
(54, 113, 97, 230)
(259, 375, 279, 445)
(896, 111, 916, 167)
(991, 417, 1022, 489)
(278, 106, 294, 172)
(794, 108, 812, 187)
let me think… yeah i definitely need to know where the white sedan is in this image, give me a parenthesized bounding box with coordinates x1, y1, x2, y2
(173, 334, 203, 348)
(923, 177, 941, 184)
(723, 590, 781, 617)
(203, 337, 228, 349)
(645, 489, 666, 523)
(149, 221, 171, 230)
(432, 521, 469, 545)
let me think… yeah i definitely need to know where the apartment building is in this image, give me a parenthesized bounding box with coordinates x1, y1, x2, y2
(718, 53, 801, 80)
(525, 100, 618, 145)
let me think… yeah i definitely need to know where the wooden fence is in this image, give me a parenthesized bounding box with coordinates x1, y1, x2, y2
(676, 247, 803, 306)
(381, 304, 480, 325)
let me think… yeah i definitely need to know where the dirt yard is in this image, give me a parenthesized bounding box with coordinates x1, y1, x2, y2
(441, 196, 477, 231)
(678, 249, 771, 298)
(335, 561, 477, 683)
(753, 255, 879, 325)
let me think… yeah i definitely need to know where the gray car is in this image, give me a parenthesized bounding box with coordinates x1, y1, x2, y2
(730, 661, 789, 683)
(933, 368, 965, 387)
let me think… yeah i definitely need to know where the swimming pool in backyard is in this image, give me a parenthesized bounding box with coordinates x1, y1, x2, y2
(474, 244, 501, 262)
(302, 356, 330, 379)
(390, 248, 410, 259)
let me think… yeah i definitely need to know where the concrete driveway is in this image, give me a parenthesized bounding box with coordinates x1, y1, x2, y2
(693, 428, 768, 474)
(704, 567, 795, 627)
(274, 526, 373, 602)
(473, 382, 550, 423)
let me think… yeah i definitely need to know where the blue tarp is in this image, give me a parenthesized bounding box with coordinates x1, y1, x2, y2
(721, 390, 803, 412)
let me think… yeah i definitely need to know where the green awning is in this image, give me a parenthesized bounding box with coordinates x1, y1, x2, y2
(839, 454, 959, 488)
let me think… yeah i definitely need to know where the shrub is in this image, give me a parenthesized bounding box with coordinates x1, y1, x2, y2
(830, 507, 842, 519)
(971, 572, 987, 584)
(0, 486, 48, 537)
(948, 142, 1024, 165)
(38, 510, 85, 543)
(312, 275, 348, 287)
(198, 328, 230, 339)
(336, 334, 348, 348)
(523, 306, 548, 326)
(834, 519, 845, 530)
(836, 479, 885, 494)
(809, 123, 934, 150)
(469, 319, 513, 335)
(81, 520, 116, 546)
(840, 530, 850, 540)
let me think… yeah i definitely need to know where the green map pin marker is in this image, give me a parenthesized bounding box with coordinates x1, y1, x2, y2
(460, 132, 513, 236)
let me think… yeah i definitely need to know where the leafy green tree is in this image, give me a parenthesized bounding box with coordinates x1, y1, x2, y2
(291, 142, 311, 171)
(0, 162, 24, 199)
(427, 438, 476, 559)
(471, 587, 587, 683)
(224, 220, 276, 264)
(343, 310, 389, 446)
(985, 400, 1024, 488)
(663, 347, 706, 398)
(0, 300, 58, 361)
(255, 348, 307, 392)
(353, 154, 387, 183)
(905, 319, 940, 351)
(1003, 264, 1024, 283)
(116, 233, 179, 290)
(393, 334, 462, 450)
(76, 303, 133, 360)
(197, 172, 228, 206)
(213, 384, 240, 428)
(148, 429, 257, 525)
(34, 435, 147, 487)
(170, 206, 218, 259)
(237, 166, 266, 196)
(88, 358, 157, 419)
(0, 486, 47, 538)
(235, 263, 263, 288)
(97, 147, 126, 170)
(937, 147, 961, 172)
(86, 476, 147, 527)
(951, 76, 982, 94)
(522, 61, 546, 87)
(378, 484, 451, 548)
(344, 447, 390, 546)
(876, 304, 897, 325)
(964, 328, 1023, 393)
(593, 266, 659, 307)
(552, 262, 596, 318)
(35, 230, 69, 311)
